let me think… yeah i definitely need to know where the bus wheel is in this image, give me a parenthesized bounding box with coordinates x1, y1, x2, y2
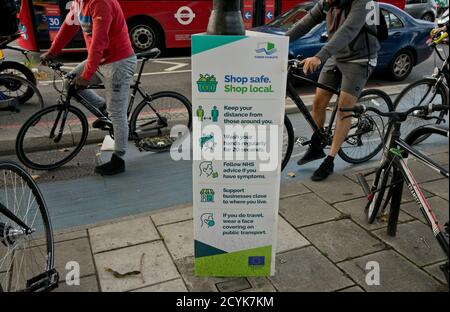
(129, 21, 161, 51)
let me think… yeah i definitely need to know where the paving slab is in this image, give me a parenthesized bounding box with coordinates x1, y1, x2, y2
(338, 250, 445, 292)
(334, 197, 414, 231)
(175, 256, 235, 292)
(277, 216, 310, 253)
(424, 262, 449, 286)
(401, 196, 449, 225)
(132, 279, 188, 292)
(54, 275, 99, 292)
(94, 241, 180, 292)
(427, 152, 449, 166)
(303, 174, 365, 204)
(299, 219, 385, 262)
(216, 278, 252, 292)
(280, 181, 311, 199)
(54, 237, 96, 282)
(159, 220, 193, 260)
(408, 159, 446, 183)
(373, 221, 447, 267)
(269, 246, 354, 292)
(242, 277, 277, 292)
(151, 206, 193, 226)
(89, 217, 160, 253)
(279, 193, 341, 228)
(421, 179, 449, 201)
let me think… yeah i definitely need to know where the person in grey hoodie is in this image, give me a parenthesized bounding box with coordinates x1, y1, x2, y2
(286, 0, 380, 181)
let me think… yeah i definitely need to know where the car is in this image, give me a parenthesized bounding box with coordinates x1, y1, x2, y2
(405, 0, 437, 22)
(437, 8, 449, 26)
(254, 2, 435, 81)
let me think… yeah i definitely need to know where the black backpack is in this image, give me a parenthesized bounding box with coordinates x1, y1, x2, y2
(0, 0, 19, 37)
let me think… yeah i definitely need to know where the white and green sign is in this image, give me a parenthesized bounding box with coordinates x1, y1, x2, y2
(192, 31, 289, 276)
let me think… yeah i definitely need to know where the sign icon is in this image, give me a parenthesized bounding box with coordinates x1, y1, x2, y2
(197, 74, 218, 93)
(200, 189, 215, 203)
(200, 213, 216, 228)
(244, 11, 252, 20)
(266, 11, 273, 20)
(196, 105, 219, 122)
(199, 161, 219, 178)
(174, 6, 196, 25)
(255, 42, 277, 56)
(200, 133, 216, 152)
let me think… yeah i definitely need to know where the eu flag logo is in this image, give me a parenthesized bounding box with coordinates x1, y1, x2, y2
(248, 256, 265, 266)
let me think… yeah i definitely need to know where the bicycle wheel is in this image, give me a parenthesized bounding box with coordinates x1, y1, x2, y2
(0, 74, 43, 109)
(339, 89, 394, 164)
(16, 105, 89, 170)
(0, 161, 57, 292)
(394, 78, 449, 144)
(366, 164, 395, 224)
(0, 61, 36, 104)
(130, 91, 192, 152)
(282, 115, 295, 171)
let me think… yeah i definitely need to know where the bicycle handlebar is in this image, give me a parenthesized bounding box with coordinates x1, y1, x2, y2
(340, 104, 448, 119)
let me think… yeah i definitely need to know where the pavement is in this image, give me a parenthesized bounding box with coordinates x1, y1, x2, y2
(43, 144, 449, 292)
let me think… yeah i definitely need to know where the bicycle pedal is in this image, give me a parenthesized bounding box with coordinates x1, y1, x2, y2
(296, 136, 310, 146)
(26, 268, 59, 292)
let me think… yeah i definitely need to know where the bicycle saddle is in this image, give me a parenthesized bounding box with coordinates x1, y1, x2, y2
(136, 48, 161, 60)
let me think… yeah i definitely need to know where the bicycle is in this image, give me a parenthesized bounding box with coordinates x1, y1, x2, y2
(0, 160, 58, 292)
(344, 103, 449, 284)
(281, 57, 394, 171)
(393, 31, 449, 144)
(0, 73, 44, 113)
(16, 48, 192, 171)
(0, 33, 37, 104)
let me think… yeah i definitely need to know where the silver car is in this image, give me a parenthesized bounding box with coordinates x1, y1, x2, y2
(405, 0, 437, 21)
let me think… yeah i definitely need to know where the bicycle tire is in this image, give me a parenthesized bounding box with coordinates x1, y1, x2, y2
(393, 78, 449, 144)
(0, 61, 36, 104)
(366, 164, 394, 224)
(0, 160, 56, 292)
(0, 73, 43, 108)
(282, 115, 295, 171)
(339, 89, 394, 164)
(16, 105, 89, 170)
(129, 91, 192, 152)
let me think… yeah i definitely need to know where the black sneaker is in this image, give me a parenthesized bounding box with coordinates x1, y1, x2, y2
(311, 159, 334, 181)
(297, 147, 326, 165)
(95, 154, 125, 176)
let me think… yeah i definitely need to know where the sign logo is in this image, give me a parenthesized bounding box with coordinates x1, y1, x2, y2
(197, 74, 218, 93)
(248, 256, 265, 266)
(256, 42, 277, 56)
(175, 6, 196, 25)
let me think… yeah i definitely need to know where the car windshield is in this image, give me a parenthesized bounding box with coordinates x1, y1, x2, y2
(267, 4, 313, 29)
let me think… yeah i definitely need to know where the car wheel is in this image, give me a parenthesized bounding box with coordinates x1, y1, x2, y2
(388, 50, 414, 81)
(421, 12, 435, 22)
(129, 21, 162, 52)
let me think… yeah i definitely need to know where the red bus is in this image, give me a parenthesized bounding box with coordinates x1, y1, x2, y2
(17, 0, 406, 52)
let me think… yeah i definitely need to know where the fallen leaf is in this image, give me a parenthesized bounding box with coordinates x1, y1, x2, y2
(31, 175, 40, 181)
(287, 172, 296, 178)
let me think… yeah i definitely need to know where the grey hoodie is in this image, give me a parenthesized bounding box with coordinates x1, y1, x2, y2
(285, 0, 380, 64)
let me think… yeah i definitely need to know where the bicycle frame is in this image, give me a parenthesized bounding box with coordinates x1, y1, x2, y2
(377, 123, 449, 254)
(286, 68, 342, 146)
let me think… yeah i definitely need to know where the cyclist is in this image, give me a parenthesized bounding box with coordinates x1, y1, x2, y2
(41, 0, 137, 176)
(286, 0, 380, 181)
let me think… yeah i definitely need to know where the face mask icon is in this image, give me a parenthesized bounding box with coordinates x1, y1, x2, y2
(201, 213, 215, 228)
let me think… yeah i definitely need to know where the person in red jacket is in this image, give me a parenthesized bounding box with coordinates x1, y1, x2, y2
(42, 0, 137, 176)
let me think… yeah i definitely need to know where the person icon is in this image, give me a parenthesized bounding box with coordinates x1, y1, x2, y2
(197, 105, 205, 122)
(211, 106, 219, 122)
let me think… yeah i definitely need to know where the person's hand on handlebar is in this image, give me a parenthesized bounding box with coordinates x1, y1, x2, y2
(300, 56, 321, 75)
(40, 52, 57, 65)
(72, 76, 89, 90)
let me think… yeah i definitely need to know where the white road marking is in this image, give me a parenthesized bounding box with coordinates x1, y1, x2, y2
(38, 69, 192, 84)
(154, 60, 188, 71)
